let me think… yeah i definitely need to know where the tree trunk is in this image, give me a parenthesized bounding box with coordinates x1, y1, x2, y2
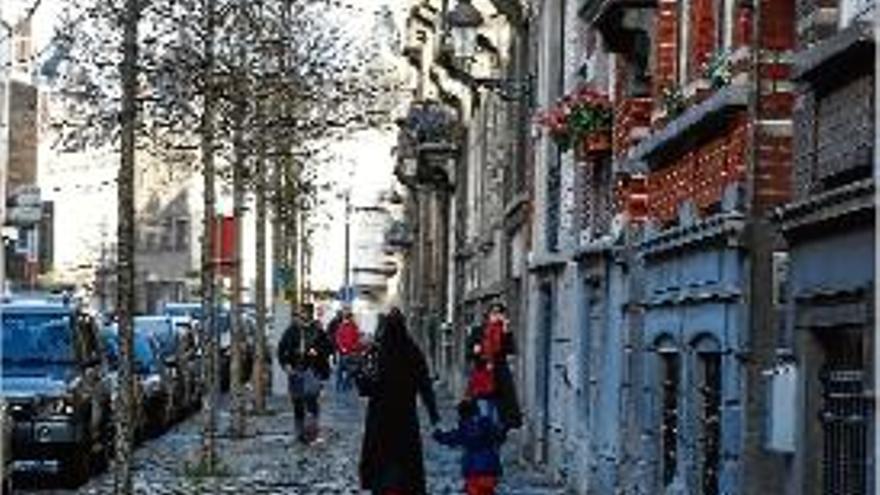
(199, 0, 218, 470)
(253, 96, 268, 414)
(229, 55, 247, 438)
(114, 0, 139, 493)
(286, 160, 298, 308)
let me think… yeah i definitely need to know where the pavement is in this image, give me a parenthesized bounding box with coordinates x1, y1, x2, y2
(17, 387, 564, 495)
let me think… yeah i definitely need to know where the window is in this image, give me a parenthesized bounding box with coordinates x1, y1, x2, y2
(175, 218, 189, 251)
(659, 350, 680, 487)
(160, 218, 173, 251)
(698, 352, 722, 495)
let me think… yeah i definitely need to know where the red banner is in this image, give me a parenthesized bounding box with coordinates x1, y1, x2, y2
(211, 216, 236, 276)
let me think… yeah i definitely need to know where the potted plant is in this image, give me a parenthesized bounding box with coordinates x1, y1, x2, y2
(660, 84, 686, 120)
(536, 86, 613, 156)
(703, 49, 732, 89)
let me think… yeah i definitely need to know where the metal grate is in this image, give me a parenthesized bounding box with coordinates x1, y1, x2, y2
(660, 352, 680, 487)
(699, 353, 722, 495)
(820, 368, 871, 495)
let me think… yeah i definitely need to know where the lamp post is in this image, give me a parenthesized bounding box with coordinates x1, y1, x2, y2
(446, 0, 484, 61)
(446, 0, 533, 101)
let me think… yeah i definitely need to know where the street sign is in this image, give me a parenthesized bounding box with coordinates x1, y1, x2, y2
(6, 205, 42, 225)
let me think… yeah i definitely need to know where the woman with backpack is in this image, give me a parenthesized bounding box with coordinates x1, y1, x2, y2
(358, 308, 440, 495)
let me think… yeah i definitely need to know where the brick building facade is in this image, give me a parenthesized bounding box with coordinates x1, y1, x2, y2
(390, 1, 874, 493)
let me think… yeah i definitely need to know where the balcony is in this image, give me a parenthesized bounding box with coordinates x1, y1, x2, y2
(394, 101, 462, 189)
(384, 220, 414, 253)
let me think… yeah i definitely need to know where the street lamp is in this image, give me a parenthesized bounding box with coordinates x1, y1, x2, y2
(445, 0, 533, 101)
(446, 0, 484, 61)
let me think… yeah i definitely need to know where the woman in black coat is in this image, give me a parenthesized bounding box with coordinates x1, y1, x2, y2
(359, 308, 440, 495)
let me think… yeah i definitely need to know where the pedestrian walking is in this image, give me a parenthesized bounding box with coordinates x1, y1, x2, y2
(335, 310, 362, 392)
(359, 307, 440, 495)
(432, 398, 505, 495)
(327, 309, 343, 365)
(475, 303, 522, 431)
(277, 304, 332, 444)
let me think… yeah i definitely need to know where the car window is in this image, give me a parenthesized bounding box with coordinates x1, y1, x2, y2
(1, 312, 75, 365)
(133, 334, 158, 373)
(101, 331, 120, 369)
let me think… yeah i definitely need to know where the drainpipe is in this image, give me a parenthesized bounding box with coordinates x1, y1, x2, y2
(0, 19, 11, 296)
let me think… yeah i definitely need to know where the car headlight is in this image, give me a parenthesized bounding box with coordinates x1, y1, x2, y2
(44, 396, 76, 416)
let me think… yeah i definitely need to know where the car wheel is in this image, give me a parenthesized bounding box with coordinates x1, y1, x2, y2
(64, 444, 92, 488)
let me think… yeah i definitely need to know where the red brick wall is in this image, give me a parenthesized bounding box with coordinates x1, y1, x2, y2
(690, 0, 716, 78)
(761, 0, 796, 50)
(645, 113, 749, 224)
(613, 98, 653, 159)
(754, 134, 793, 210)
(654, 0, 680, 99)
(734, 3, 754, 47)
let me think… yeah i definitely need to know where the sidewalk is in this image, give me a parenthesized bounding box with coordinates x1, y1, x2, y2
(23, 390, 563, 494)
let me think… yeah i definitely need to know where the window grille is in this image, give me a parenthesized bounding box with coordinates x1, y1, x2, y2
(699, 352, 722, 495)
(659, 351, 680, 487)
(820, 353, 871, 495)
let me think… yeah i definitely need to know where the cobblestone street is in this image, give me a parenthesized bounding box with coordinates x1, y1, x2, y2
(18, 390, 563, 494)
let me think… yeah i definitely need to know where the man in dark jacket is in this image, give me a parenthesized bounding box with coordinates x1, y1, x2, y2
(277, 304, 332, 443)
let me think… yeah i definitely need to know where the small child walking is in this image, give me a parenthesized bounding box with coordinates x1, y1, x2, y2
(433, 398, 505, 495)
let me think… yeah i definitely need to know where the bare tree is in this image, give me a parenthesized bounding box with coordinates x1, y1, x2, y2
(115, 0, 141, 491)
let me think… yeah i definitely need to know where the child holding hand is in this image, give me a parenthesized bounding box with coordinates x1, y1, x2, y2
(433, 399, 505, 495)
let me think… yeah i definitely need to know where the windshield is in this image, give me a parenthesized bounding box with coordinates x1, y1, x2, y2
(1, 312, 75, 365)
(134, 334, 158, 373)
(136, 318, 176, 356)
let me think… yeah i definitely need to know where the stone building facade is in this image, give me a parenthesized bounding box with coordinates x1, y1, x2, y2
(775, 0, 875, 493)
(392, 1, 875, 494)
(394, 0, 531, 397)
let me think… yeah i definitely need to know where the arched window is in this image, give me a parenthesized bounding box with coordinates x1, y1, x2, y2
(655, 335, 680, 488)
(693, 334, 722, 495)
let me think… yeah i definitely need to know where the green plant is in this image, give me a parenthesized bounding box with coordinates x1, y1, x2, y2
(703, 49, 732, 89)
(536, 86, 612, 151)
(661, 84, 686, 118)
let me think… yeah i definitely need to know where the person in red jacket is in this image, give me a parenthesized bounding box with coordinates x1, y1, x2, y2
(335, 310, 362, 392)
(474, 303, 523, 431)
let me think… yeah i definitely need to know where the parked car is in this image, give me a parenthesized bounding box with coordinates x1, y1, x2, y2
(0, 295, 113, 486)
(163, 303, 232, 392)
(133, 331, 173, 435)
(1, 399, 12, 494)
(134, 316, 186, 423)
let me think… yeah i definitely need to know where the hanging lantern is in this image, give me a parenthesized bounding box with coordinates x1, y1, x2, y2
(446, 0, 484, 60)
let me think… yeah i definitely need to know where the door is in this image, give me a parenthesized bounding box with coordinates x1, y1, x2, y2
(819, 329, 872, 495)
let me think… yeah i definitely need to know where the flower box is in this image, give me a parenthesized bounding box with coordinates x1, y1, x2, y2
(577, 131, 612, 159)
(536, 85, 613, 153)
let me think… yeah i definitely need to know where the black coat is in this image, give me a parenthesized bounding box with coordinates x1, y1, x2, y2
(359, 319, 439, 494)
(277, 318, 333, 379)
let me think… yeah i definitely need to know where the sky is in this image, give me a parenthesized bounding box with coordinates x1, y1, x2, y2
(308, 127, 398, 293)
(26, 0, 406, 296)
